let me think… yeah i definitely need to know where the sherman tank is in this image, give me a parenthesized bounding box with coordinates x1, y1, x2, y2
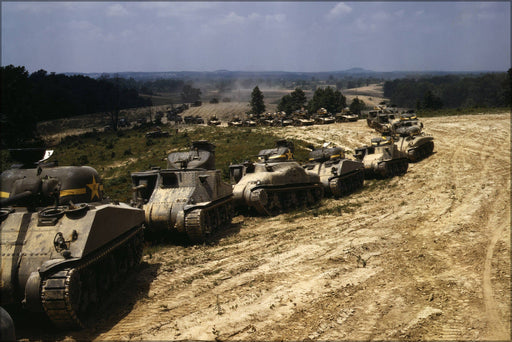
(394, 133, 434, 162)
(131, 141, 233, 242)
(0, 148, 144, 330)
(229, 140, 323, 215)
(391, 115, 434, 162)
(354, 137, 409, 179)
(303, 144, 364, 197)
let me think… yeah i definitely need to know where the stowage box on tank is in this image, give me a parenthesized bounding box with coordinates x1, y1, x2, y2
(229, 140, 323, 215)
(131, 141, 233, 242)
(0, 148, 145, 330)
(303, 144, 364, 197)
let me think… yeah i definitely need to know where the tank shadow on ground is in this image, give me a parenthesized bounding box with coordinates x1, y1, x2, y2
(12, 261, 161, 341)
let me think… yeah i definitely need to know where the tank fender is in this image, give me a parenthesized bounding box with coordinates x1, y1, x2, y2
(173, 206, 186, 233)
(38, 258, 79, 274)
(23, 271, 43, 312)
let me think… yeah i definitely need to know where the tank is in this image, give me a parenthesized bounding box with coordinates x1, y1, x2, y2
(391, 114, 434, 162)
(131, 141, 233, 242)
(336, 110, 359, 122)
(303, 144, 364, 197)
(0, 148, 145, 329)
(229, 140, 323, 215)
(314, 108, 336, 125)
(207, 115, 221, 126)
(228, 116, 243, 127)
(354, 137, 409, 179)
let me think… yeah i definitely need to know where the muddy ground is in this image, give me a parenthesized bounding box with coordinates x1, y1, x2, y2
(16, 112, 510, 341)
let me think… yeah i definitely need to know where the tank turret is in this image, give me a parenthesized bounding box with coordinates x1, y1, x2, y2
(1, 149, 145, 330)
(229, 140, 323, 215)
(131, 141, 233, 242)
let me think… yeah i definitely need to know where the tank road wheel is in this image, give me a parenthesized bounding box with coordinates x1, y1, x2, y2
(329, 178, 341, 198)
(185, 209, 207, 243)
(265, 192, 282, 216)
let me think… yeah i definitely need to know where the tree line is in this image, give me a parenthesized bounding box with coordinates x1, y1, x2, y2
(383, 70, 511, 110)
(1, 65, 153, 147)
(250, 85, 367, 116)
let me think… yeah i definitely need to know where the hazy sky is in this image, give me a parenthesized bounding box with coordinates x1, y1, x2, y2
(1, 1, 510, 73)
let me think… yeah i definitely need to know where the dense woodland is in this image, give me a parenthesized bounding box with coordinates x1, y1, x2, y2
(1, 64, 510, 148)
(383, 70, 511, 110)
(1, 65, 152, 147)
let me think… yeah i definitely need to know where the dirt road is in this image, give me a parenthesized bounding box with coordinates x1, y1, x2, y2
(16, 113, 510, 341)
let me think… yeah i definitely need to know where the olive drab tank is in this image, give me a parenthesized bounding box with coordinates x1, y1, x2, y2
(229, 140, 323, 215)
(354, 136, 409, 179)
(131, 141, 233, 242)
(0, 148, 145, 330)
(303, 144, 364, 197)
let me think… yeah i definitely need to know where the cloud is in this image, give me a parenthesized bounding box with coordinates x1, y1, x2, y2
(137, 2, 217, 18)
(326, 2, 352, 20)
(106, 4, 129, 17)
(221, 11, 246, 25)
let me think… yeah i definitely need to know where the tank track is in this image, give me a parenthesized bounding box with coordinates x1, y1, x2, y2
(185, 200, 233, 243)
(378, 158, 408, 179)
(328, 170, 365, 198)
(40, 227, 144, 329)
(250, 185, 323, 216)
(408, 141, 434, 162)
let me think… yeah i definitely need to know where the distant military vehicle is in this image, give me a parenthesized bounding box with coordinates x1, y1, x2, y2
(291, 109, 314, 126)
(1, 148, 144, 329)
(314, 108, 336, 125)
(354, 136, 409, 179)
(184, 115, 204, 124)
(145, 126, 170, 138)
(131, 141, 233, 242)
(303, 143, 364, 197)
(229, 140, 323, 215)
(207, 115, 221, 126)
(336, 109, 359, 122)
(228, 116, 244, 127)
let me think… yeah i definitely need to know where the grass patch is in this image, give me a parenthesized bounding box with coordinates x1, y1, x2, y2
(4, 123, 313, 203)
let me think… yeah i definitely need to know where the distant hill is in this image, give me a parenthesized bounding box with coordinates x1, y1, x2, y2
(65, 68, 496, 82)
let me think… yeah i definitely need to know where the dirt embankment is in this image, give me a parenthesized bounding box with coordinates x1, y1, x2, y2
(16, 113, 510, 341)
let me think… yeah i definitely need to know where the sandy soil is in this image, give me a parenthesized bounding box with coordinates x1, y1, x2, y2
(16, 112, 510, 341)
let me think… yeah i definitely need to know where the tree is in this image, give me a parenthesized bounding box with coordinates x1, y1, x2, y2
(307, 86, 346, 113)
(421, 90, 443, 110)
(181, 84, 201, 103)
(349, 97, 366, 115)
(290, 88, 307, 108)
(250, 86, 265, 115)
(0, 65, 38, 147)
(277, 88, 307, 114)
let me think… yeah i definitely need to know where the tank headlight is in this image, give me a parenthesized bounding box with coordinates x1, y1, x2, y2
(256, 180, 261, 185)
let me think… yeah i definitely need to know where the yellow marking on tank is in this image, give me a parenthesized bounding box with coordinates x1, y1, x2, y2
(60, 188, 87, 197)
(330, 154, 341, 159)
(86, 176, 101, 200)
(269, 154, 286, 160)
(0, 191, 10, 198)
